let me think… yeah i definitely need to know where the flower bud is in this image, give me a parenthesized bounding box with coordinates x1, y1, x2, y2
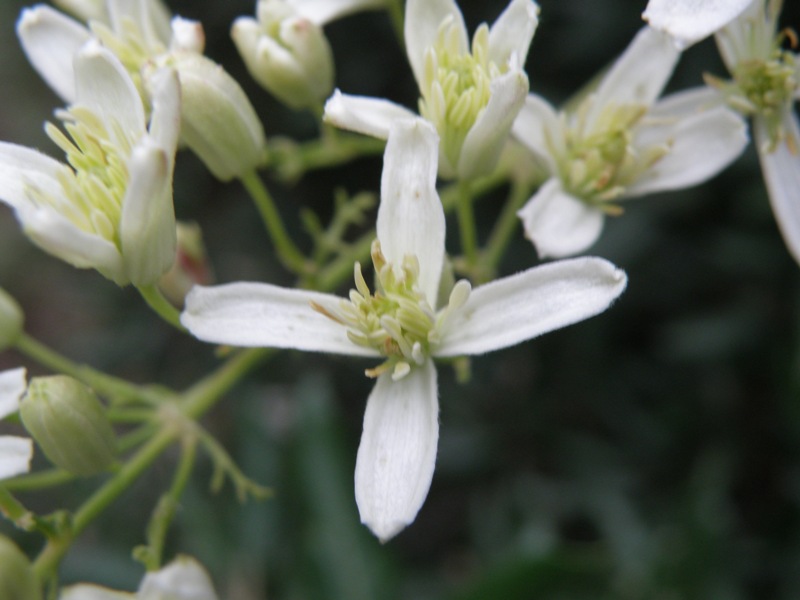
(232, 0, 335, 111)
(0, 536, 41, 600)
(0, 288, 24, 351)
(20, 376, 116, 477)
(153, 52, 266, 181)
(158, 221, 213, 307)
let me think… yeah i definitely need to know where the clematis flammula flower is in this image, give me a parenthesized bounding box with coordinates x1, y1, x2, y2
(0, 368, 33, 481)
(706, 0, 800, 264)
(232, 0, 385, 112)
(643, 0, 755, 48)
(0, 41, 180, 286)
(323, 0, 538, 180)
(59, 555, 219, 599)
(181, 118, 627, 541)
(17, 1, 265, 181)
(511, 26, 749, 259)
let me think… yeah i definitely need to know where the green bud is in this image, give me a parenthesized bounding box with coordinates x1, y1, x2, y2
(0, 536, 41, 600)
(0, 288, 24, 351)
(20, 376, 116, 477)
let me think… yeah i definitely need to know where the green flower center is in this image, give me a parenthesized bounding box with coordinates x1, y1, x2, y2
(29, 107, 132, 248)
(554, 99, 668, 208)
(312, 240, 471, 381)
(419, 19, 501, 174)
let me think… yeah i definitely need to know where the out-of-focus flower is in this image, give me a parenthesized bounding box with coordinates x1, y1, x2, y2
(324, 0, 538, 180)
(0, 368, 33, 481)
(59, 555, 219, 600)
(643, 0, 755, 48)
(17, 2, 265, 181)
(0, 535, 40, 600)
(511, 27, 749, 258)
(181, 118, 627, 541)
(0, 288, 24, 351)
(0, 43, 180, 285)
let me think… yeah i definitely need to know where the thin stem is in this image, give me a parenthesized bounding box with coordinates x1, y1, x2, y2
(456, 180, 478, 269)
(137, 285, 185, 332)
(313, 231, 375, 292)
(386, 0, 405, 51)
(2, 469, 74, 493)
(480, 178, 531, 279)
(239, 171, 311, 275)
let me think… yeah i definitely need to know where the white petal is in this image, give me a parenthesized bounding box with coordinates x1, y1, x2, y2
(355, 362, 439, 542)
(170, 16, 206, 54)
(755, 112, 800, 266)
(182, 282, 376, 356)
(643, 0, 754, 49)
(487, 0, 539, 68)
(626, 105, 748, 196)
(404, 0, 467, 87)
(714, 0, 772, 68)
(291, 0, 386, 24)
(644, 86, 725, 119)
(107, 0, 171, 50)
(511, 93, 561, 172)
(74, 41, 146, 140)
(378, 119, 444, 305)
(145, 67, 182, 159)
(0, 142, 66, 211)
(16, 5, 89, 103)
(516, 178, 605, 259)
(588, 26, 680, 126)
(0, 367, 27, 420)
(435, 257, 626, 356)
(120, 143, 175, 286)
(60, 585, 133, 600)
(323, 90, 416, 140)
(0, 436, 33, 480)
(138, 555, 218, 600)
(458, 69, 529, 179)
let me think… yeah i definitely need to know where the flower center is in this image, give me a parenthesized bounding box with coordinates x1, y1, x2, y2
(556, 100, 668, 208)
(27, 107, 132, 247)
(418, 18, 500, 174)
(312, 240, 471, 381)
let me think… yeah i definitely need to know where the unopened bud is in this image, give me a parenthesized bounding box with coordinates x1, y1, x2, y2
(138, 555, 219, 599)
(0, 536, 41, 600)
(232, 0, 334, 111)
(0, 288, 24, 351)
(20, 376, 116, 477)
(158, 221, 213, 307)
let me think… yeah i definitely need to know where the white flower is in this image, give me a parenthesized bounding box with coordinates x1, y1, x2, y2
(181, 118, 627, 541)
(709, 0, 800, 264)
(17, 2, 265, 181)
(59, 555, 218, 600)
(643, 0, 755, 49)
(323, 0, 538, 180)
(0, 368, 33, 481)
(0, 42, 180, 286)
(511, 27, 749, 258)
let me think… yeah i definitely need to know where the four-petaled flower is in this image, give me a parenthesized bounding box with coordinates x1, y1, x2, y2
(324, 0, 538, 180)
(181, 118, 627, 541)
(511, 26, 749, 259)
(0, 42, 180, 286)
(0, 368, 33, 482)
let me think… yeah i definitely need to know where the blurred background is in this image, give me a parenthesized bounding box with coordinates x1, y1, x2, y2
(2, 0, 800, 598)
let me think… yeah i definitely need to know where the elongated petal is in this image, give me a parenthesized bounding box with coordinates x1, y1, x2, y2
(138, 556, 218, 600)
(643, 0, 754, 49)
(60, 585, 134, 600)
(355, 361, 439, 542)
(487, 0, 539, 68)
(516, 178, 605, 259)
(756, 111, 800, 266)
(323, 90, 416, 140)
(74, 41, 146, 141)
(16, 5, 89, 103)
(436, 257, 626, 356)
(404, 0, 467, 87)
(626, 105, 748, 197)
(146, 67, 182, 158)
(0, 437, 33, 480)
(0, 142, 66, 211)
(588, 26, 679, 126)
(378, 119, 444, 305)
(511, 93, 561, 172)
(182, 282, 376, 356)
(291, 0, 386, 24)
(0, 368, 27, 420)
(458, 69, 529, 179)
(644, 86, 724, 119)
(107, 0, 171, 50)
(120, 143, 174, 286)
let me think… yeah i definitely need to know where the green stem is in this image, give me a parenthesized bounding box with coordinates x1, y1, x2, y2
(480, 178, 531, 278)
(137, 285, 185, 332)
(2, 469, 74, 493)
(314, 231, 375, 292)
(386, 0, 405, 50)
(456, 180, 478, 269)
(239, 171, 311, 275)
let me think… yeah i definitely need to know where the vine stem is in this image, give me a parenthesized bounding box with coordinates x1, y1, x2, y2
(455, 180, 478, 270)
(479, 177, 531, 280)
(137, 285, 185, 332)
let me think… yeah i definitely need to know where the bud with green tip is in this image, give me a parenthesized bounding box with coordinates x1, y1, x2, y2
(0, 536, 41, 600)
(0, 288, 23, 351)
(20, 376, 117, 477)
